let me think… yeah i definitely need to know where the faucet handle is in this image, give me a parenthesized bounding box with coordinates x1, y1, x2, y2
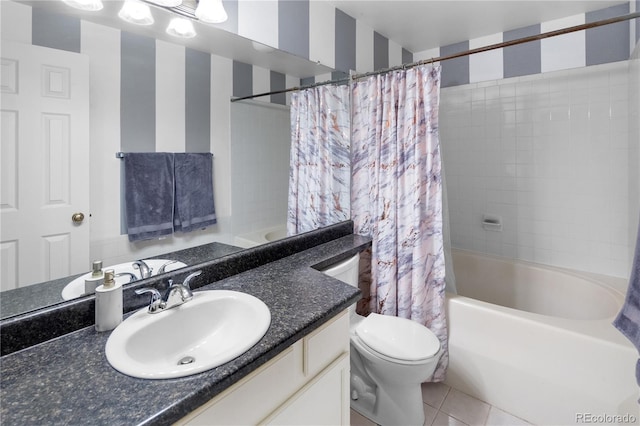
(182, 271, 202, 291)
(157, 260, 178, 274)
(135, 287, 163, 313)
(116, 272, 138, 283)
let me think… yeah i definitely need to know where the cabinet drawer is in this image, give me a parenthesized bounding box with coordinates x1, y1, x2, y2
(303, 311, 349, 377)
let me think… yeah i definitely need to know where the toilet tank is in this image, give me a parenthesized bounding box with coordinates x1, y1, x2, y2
(320, 253, 360, 287)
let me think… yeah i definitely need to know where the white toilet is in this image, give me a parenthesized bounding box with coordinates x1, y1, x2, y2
(322, 253, 441, 426)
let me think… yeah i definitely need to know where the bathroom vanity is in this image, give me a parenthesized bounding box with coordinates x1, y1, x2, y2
(178, 311, 350, 425)
(0, 224, 370, 425)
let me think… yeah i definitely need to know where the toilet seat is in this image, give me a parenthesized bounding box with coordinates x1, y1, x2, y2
(354, 313, 440, 363)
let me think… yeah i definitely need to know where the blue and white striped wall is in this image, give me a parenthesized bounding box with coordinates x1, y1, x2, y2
(415, 2, 639, 88)
(229, 0, 412, 92)
(1, 1, 250, 260)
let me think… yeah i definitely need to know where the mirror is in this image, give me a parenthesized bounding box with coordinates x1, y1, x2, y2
(0, 0, 332, 319)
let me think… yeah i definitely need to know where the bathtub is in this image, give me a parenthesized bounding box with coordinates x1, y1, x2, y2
(234, 225, 288, 248)
(445, 249, 639, 425)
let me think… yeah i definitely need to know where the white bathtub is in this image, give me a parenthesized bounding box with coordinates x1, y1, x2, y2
(445, 249, 639, 425)
(234, 225, 288, 248)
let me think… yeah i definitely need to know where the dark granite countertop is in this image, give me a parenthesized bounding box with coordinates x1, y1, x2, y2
(1, 242, 245, 319)
(0, 234, 370, 426)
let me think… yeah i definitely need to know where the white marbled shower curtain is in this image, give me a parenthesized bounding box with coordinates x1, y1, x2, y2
(351, 64, 448, 381)
(287, 85, 351, 235)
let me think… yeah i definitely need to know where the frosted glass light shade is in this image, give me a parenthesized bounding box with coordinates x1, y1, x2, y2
(118, 0, 154, 25)
(195, 0, 228, 24)
(147, 0, 182, 6)
(166, 17, 197, 38)
(62, 0, 103, 11)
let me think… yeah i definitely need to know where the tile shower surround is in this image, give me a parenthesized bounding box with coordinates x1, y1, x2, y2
(441, 60, 634, 277)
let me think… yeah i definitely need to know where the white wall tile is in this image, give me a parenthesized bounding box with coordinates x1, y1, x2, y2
(441, 61, 634, 277)
(230, 101, 290, 235)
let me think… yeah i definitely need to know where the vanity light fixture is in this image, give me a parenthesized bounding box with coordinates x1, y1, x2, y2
(195, 0, 228, 24)
(146, 0, 183, 6)
(61, 0, 103, 11)
(119, 0, 155, 25)
(166, 17, 197, 38)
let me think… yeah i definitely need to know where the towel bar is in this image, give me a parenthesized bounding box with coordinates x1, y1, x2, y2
(115, 152, 213, 159)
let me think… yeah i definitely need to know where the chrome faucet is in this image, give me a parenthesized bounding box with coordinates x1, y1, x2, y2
(132, 260, 152, 279)
(115, 272, 138, 283)
(157, 259, 178, 274)
(135, 270, 202, 314)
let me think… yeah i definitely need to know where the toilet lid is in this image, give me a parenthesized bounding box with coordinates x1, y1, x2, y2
(355, 313, 440, 361)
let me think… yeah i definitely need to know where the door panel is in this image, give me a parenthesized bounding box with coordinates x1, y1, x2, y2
(0, 41, 90, 291)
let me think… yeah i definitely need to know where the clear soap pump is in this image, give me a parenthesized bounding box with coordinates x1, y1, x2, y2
(95, 269, 123, 332)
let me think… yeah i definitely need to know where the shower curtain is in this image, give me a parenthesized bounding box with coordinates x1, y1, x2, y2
(287, 85, 351, 235)
(351, 64, 448, 381)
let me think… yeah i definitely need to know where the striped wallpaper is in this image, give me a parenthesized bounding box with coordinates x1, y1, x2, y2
(29, 5, 221, 155)
(2, 0, 638, 258)
(416, 2, 637, 88)
(24, 1, 637, 94)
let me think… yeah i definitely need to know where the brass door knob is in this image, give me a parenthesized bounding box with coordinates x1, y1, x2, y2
(72, 212, 85, 224)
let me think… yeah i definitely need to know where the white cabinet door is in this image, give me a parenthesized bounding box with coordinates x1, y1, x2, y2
(1, 41, 90, 290)
(264, 354, 350, 426)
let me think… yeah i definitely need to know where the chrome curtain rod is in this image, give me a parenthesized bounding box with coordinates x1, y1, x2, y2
(231, 11, 640, 103)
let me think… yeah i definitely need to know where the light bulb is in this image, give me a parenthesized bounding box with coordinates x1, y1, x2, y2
(166, 17, 197, 38)
(118, 0, 154, 25)
(195, 0, 228, 24)
(62, 0, 103, 11)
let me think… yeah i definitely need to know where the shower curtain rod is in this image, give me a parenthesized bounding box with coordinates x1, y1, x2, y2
(231, 11, 640, 102)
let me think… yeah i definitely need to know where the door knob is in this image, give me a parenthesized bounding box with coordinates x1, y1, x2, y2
(72, 212, 85, 224)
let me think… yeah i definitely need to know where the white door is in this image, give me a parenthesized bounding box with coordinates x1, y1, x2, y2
(1, 41, 90, 291)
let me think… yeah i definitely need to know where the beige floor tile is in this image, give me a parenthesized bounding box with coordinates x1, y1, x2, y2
(350, 409, 377, 426)
(440, 389, 490, 425)
(422, 381, 451, 409)
(485, 407, 531, 426)
(423, 402, 439, 425)
(431, 410, 469, 426)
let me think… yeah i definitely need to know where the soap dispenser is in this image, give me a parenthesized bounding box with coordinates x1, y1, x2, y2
(95, 269, 123, 332)
(84, 260, 104, 295)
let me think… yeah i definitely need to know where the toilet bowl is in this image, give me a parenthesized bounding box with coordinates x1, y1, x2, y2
(321, 254, 441, 426)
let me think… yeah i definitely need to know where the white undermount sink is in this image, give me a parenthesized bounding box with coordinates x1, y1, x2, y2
(105, 290, 271, 379)
(61, 259, 186, 300)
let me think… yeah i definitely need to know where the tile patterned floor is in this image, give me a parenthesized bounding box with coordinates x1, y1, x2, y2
(350, 382, 532, 426)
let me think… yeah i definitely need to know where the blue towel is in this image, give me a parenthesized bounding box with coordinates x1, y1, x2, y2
(124, 153, 175, 242)
(613, 214, 640, 386)
(173, 153, 217, 233)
